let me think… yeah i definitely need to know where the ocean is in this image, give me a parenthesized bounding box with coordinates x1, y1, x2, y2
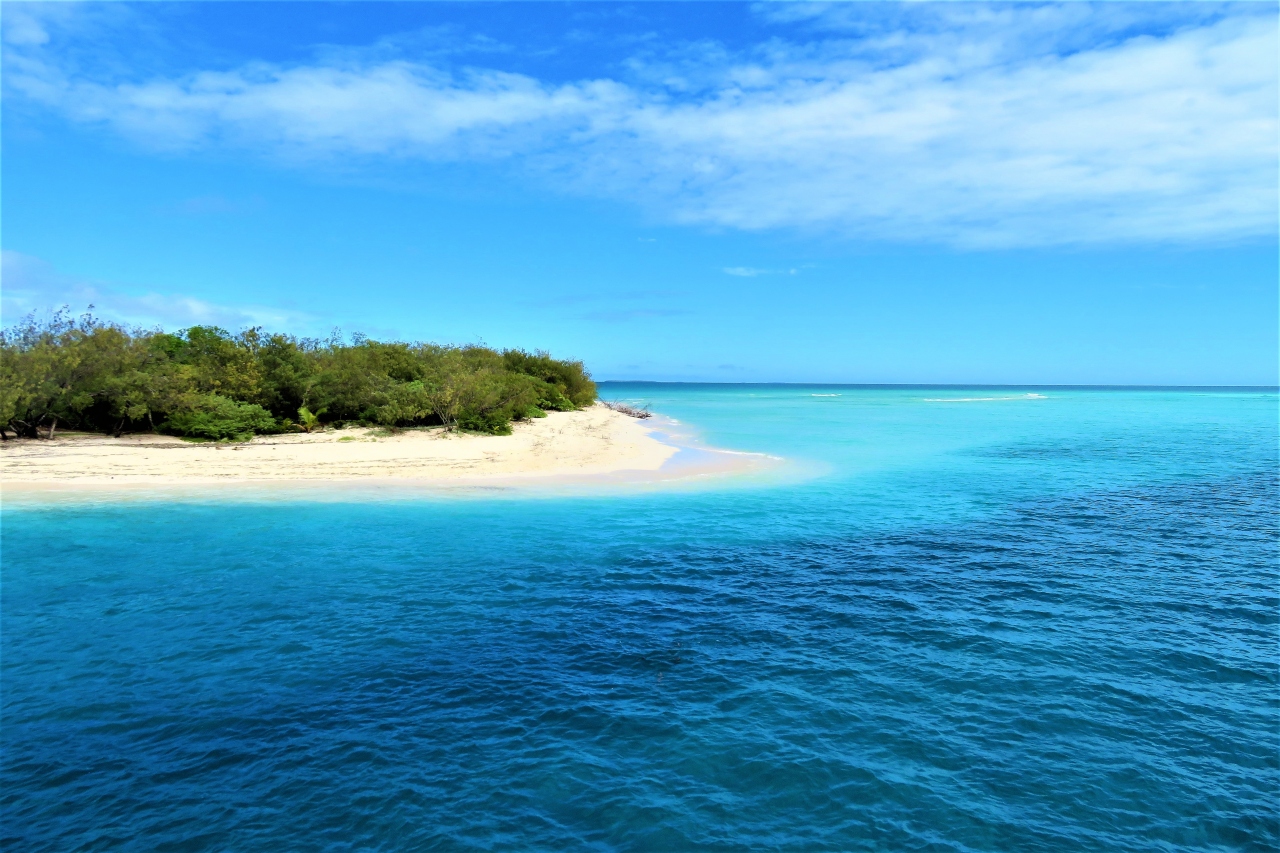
(2, 385, 1277, 851)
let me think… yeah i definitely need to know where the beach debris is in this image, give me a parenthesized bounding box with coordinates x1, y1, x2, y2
(603, 401, 652, 419)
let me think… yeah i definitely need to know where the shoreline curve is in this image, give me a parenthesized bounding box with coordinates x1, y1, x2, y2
(0, 404, 778, 503)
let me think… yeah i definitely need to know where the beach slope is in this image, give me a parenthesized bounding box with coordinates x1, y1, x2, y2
(0, 404, 679, 490)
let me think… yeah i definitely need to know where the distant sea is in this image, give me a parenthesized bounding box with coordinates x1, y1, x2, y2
(3, 385, 1277, 851)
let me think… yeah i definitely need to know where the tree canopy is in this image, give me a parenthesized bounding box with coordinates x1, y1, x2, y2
(0, 311, 596, 441)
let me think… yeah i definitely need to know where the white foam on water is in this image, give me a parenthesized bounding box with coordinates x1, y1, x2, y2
(924, 393, 1048, 403)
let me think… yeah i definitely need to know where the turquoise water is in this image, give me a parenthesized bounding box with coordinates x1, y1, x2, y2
(3, 385, 1277, 850)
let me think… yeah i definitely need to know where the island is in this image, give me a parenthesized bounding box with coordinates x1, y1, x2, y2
(0, 313, 707, 492)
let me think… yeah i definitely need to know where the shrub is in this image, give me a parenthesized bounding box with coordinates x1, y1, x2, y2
(298, 406, 324, 433)
(161, 394, 279, 441)
(535, 383, 575, 412)
(457, 409, 514, 435)
(0, 312, 596, 439)
(502, 349, 596, 407)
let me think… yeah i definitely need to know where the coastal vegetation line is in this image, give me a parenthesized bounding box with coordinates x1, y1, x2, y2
(0, 311, 597, 441)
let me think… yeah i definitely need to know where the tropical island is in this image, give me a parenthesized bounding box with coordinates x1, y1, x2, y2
(0, 311, 695, 490)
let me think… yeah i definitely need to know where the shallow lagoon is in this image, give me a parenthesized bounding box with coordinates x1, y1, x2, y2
(3, 385, 1277, 850)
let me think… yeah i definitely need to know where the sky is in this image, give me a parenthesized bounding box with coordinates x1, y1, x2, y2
(2, 1, 1277, 384)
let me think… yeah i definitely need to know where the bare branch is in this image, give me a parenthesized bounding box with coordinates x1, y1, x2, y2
(603, 401, 651, 419)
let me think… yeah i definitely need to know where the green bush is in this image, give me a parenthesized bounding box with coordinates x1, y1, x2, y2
(0, 312, 596, 439)
(161, 394, 279, 441)
(536, 385, 574, 412)
(457, 409, 514, 435)
(297, 406, 324, 432)
(502, 349, 596, 407)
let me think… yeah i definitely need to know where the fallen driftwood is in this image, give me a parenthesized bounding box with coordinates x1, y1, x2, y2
(603, 401, 652, 419)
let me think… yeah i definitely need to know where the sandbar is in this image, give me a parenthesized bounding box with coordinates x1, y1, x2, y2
(1, 405, 769, 499)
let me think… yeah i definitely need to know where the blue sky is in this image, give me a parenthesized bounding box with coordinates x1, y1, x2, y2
(2, 1, 1277, 384)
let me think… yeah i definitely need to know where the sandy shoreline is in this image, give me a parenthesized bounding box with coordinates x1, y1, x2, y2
(0, 405, 769, 499)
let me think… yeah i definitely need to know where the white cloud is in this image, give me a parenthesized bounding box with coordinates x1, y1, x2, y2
(723, 267, 797, 277)
(0, 251, 315, 331)
(0, 3, 67, 47)
(7, 52, 630, 157)
(4, 5, 1276, 247)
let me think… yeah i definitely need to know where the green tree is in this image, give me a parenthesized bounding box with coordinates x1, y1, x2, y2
(0, 311, 595, 441)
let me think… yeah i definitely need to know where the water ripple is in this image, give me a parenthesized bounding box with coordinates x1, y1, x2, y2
(3, 469, 1277, 848)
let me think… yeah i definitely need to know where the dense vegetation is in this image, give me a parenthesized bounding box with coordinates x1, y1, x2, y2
(0, 311, 596, 441)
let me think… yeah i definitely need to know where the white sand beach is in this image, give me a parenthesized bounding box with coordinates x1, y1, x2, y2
(0, 405, 690, 492)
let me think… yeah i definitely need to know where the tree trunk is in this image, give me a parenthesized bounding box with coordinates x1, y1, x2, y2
(113, 418, 126, 438)
(48, 416, 58, 440)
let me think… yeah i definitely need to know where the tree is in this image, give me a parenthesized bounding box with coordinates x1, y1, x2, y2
(0, 311, 597, 440)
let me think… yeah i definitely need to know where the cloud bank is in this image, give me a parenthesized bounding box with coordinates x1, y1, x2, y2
(4, 3, 1276, 247)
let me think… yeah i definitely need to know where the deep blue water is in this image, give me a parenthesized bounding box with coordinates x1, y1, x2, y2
(3, 385, 1277, 851)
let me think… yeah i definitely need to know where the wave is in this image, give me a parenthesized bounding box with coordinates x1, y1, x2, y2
(925, 393, 1048, 403)
(710, 448, 782, 459)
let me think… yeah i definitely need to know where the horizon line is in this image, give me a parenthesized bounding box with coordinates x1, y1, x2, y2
(596, 381, 1279, 391)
